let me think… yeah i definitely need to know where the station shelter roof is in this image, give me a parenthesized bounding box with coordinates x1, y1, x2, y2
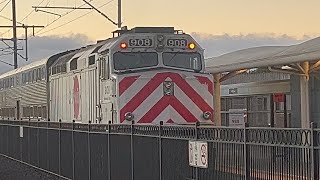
(205, 37, 320, 74)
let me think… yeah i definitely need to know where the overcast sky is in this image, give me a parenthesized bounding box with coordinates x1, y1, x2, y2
(0, 0, 319, 73)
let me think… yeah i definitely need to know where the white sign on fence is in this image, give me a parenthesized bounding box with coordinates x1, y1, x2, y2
(188, 141, 208, 168)
(19, 126, 23, 138)
(229, 109, 245, 127)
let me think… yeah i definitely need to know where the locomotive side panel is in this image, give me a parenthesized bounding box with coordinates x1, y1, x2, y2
(50, 74, 75, 122)
(79, 67, 97, 123)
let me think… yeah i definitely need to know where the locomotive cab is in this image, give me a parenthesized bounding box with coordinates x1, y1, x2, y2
(98, 27, 214, 124)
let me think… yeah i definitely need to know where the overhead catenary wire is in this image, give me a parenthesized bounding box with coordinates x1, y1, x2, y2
(0, 15, 23, 25)
(1, 39, 26, 59)
(35, 0, 94, 35)
(0, 0, 10, 13)
(0, 0, 8, 5)
(0, 0, 11, 37)
(20, 0, 47, 22)
(36, 0, 115, 36)
(0, 59, 14, 66)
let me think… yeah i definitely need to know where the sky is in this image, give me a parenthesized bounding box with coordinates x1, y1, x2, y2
(1, 0, 320, 73)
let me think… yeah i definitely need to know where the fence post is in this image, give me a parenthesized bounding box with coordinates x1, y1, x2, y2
(159, 121, 163, 180)
(6, 120, 9, 156)
(310, 122, 318, 180)
(131, 120, 135, 180)
(58, 119, 61, 176)
(88, 121, 91, 180)
(28, 118, 31, 163)
(47, 119, 50, 170)
(195, 122, 200, 180)
(20, 120, 23, 161)
(107, 121, 111, 180)
(244, 123, 250, 180)
(37, 119, 40, 167)
(72, 120, 75, 180)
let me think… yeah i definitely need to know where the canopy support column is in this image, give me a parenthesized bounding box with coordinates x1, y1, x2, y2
(301, 61, 310, 128)
(214, 74, 221, 126)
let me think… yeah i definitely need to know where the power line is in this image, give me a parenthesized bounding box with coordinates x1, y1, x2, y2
(0, 0, 11, 37)
(20, 0, 46, 22)
(36, 0, 115, 36)
(0, 0, 8, 5)
(0, 0, 10, 13)
(0, 15, 23, 25)
(82, 0, 117, 26)
(0, 59, 14, 66)
(34, 1, 92, 35)
(0, 52, 13, 56)
(0, 29, 11, 37)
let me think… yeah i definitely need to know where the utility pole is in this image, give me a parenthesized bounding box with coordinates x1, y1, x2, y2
(0, 25, 44, 61)
(12, 0, 17, 69)
(118, 0, 121, 28)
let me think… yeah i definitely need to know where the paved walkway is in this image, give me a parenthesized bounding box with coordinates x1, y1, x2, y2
(0, 155, 60, 180)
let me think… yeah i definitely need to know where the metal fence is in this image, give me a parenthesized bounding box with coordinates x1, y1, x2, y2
(0, 120, 319, 180)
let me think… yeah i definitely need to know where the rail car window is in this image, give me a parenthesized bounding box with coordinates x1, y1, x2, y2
(16, 75, 20, 86)
(88, 55, 95, 65)
(37, 68, 41, 80)
(61, 64, 67, 73)
(42, 106, 47, 118)
(163, 52, 202, 71)
(113, 52, 158, 70)
(28, 72, 31, 83)
(33, 69, 37, 82)
(41, 67, 46, 79)
(22, 73, 26, 84)
(6, 78, 9, 88)
(70, 57, 78, 71)
(9, 77, 12, 88)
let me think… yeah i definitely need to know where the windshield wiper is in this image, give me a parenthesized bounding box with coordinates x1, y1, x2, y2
(114, 69, 134, 74)
(166, 52, 179, 64)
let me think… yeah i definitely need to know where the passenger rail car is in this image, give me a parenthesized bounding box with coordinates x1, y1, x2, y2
(0, 27, 214, 124)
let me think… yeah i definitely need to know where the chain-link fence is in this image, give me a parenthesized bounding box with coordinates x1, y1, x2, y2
(0, 120, 319, 180)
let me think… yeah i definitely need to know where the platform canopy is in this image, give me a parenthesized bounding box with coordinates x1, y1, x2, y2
(205, 36, 320, 128)
(205, 36, 320, 74)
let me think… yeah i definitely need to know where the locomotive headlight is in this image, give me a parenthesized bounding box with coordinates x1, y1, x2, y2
(203, 111, 212, 120)
(120, 42, 128, 49)
(164, 82, 172, 88)
(125, 112, 134, 121)
(163, 81, 174, 96)
(188, 43, 196, 50)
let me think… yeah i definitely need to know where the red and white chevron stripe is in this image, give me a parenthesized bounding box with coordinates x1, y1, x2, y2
(118, 71, 214, 124)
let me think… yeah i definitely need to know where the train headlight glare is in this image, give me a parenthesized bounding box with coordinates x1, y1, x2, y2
(188, 43, 196, 50)
(120, 42, 128, 49)
(203, 111, 212, 120)
(125, 112, 134, 121)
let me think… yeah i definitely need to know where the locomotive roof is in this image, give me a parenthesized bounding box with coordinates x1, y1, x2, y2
(0, 58, 48, 80)
(50, 37, 119, 70)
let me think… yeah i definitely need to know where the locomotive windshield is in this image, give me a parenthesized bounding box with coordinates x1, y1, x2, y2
(113, 52, 158, 70)
(163, 52, 202, 71)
